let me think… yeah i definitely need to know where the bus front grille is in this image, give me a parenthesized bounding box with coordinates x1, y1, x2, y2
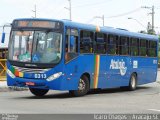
(13, 66, 50, 73)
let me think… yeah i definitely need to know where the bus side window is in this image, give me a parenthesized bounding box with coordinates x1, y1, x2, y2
(80, 30, 94, 53)
(119, 36, 129, 55)
(95, 32, 106, 54)
(148, 41, 157, 57)
(107, 35, 117, 55)
(65, 29, 78, 63)
(130, 38, 139, 56)
(139, 39, 147, 56)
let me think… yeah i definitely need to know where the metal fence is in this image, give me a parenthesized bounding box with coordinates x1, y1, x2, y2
(0, 59, 7, 81)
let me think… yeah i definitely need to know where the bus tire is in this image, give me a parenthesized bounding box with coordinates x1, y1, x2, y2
(128, 73, 137, 91)
(69, 75, 89, 97)
(29, 88, 49, 97)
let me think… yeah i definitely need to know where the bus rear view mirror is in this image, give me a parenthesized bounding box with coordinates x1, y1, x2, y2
(1, 32, 5, 43)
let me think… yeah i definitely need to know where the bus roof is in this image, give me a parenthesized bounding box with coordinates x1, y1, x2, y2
(61, 19, 158, 41)
(13, 18, 159, 41)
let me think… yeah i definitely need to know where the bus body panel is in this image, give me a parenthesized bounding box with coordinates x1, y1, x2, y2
(63, 55, 158, 90)
(134, 57, 158, 85)
(7, 60, 82, 91)
(7, 55, 158, 90)
(63, 55, 157, 89)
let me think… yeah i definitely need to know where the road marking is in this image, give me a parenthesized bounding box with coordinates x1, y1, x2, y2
(148, 109, 160, 112)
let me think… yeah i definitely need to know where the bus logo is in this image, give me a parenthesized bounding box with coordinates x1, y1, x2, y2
(110, 59, 127, 76)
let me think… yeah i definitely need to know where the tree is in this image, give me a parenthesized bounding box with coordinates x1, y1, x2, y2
(139, 30, 147, 34)
(147, 22, 156, 35)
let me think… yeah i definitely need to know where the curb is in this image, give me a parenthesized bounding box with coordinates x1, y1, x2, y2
(157, 81, 160, 84)
(0, 87, 28, 92)
(0, 81, 28, 92)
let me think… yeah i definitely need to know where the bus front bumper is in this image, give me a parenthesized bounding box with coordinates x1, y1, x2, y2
(7, 75, 62, 90)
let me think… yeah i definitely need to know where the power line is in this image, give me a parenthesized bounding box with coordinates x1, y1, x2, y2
(105, 7, 141, 19)
(128, 18, 146, 29)
(52, 2, 69, 18)
(72, 0, 112, 8)
(86, 18, 95, 24)
(86, 7, 142, 25)
(94, 15, 105, 26)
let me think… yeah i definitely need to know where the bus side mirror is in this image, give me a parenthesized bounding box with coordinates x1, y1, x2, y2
(1, 32, 5, 43)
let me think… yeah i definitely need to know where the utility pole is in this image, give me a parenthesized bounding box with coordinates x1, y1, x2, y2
(32, 5, 37, 18)
(102, 15, 104, 26)
(141, 5, 155, 34)
(69, 0, 71, 20)
(152, 5, 154, 33)
(64, 0, 72, 20)
(94, 15, 105, 26)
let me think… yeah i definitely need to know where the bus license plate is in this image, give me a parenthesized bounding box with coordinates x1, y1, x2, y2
(26, 82, 35, 86)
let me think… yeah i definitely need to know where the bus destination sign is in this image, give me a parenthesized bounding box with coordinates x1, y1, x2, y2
(13, 20, 61, 29)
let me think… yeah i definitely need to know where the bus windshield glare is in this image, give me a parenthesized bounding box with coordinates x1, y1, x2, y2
(9, 30, 62, 64)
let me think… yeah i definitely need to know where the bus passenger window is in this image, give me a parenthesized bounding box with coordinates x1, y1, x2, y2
(95, 32, 106, 54)
(148, 41, 157, 57)
(119, 36, 129, 55)
(106, 35, 117, 55)
(139, 39, 147, 56)
(130, 38, 139, 56)
(80, 30, 94, 54)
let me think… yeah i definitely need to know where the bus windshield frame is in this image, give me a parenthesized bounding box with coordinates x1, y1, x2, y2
(8, 20, 64, 68)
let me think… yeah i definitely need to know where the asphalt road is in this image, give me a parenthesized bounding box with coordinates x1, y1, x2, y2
(0, 71, 160, 114)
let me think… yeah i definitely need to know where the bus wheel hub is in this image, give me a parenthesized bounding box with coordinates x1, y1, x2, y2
(78, 79, 85, 90)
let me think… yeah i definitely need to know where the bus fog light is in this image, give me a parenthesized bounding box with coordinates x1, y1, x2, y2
(7, 69, 15, 78)
(46, 72, 62, 81)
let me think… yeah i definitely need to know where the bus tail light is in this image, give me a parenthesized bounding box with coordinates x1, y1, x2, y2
(46, 72, 62, 81)
(7, 69, 15, 78)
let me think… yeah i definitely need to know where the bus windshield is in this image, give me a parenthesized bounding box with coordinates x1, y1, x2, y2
(9, 30, 62, 64)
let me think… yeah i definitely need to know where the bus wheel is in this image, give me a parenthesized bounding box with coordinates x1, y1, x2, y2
(29, 88, 49, 97)
(128, 73, 137, 91)
(69, 75, 89, 97)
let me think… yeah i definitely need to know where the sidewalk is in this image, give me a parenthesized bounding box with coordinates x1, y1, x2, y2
(0, 78, 7, 88)
(0, 81, 7, 86)
(0, 81, 9, 92)
(0, 79, 28, 92)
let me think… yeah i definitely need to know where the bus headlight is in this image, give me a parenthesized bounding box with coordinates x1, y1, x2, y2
(46, 72, 62, 81)
(7, 69, 15, 79)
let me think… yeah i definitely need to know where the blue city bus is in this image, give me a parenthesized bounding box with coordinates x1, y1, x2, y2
(7, 18, 158, 97)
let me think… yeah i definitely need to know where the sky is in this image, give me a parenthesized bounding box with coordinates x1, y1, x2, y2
(0, 0, 160, 47)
